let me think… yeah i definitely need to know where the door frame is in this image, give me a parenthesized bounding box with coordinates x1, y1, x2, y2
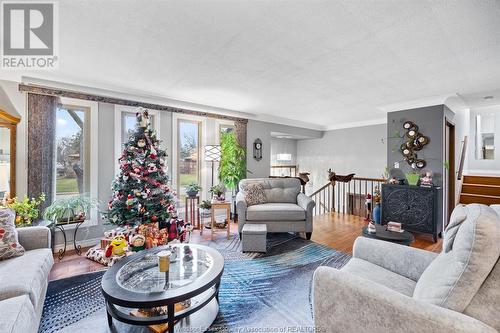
(445, 118, 456, 227)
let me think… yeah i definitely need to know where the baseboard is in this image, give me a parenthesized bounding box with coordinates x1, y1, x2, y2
(52, 237, 100, 254)
(466, 169, 500, 176)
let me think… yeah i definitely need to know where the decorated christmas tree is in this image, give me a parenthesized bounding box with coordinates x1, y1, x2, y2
(107, 109, 176, 226)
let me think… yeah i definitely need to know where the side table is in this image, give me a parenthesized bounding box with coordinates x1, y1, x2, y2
(361, 224, 414, 246)
(209, 202, 231, 240)
(184, 196, 200, 230)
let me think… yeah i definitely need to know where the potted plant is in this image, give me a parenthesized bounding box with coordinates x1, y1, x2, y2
(185, 183, 202, 198)
(6, 193, 46, 227)
(199, 200, 212, 218)
(209, 184, 225, 202)
(44, 195, 99, 224)
(218, 131, 246, 191)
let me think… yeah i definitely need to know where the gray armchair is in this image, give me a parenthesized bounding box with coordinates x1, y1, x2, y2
(236, 178, 315, 239)
(313, 203, 500, 333)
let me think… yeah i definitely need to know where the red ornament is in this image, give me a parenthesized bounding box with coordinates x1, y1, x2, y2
(151, 215, 158, 222)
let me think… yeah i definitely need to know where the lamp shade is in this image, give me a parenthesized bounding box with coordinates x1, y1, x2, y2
(205, 145, 221, 162)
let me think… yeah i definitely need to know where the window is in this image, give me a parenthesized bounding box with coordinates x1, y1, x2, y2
(55, 105, 90, 198)
(121, 111, 156, 145)
(115, 106, 160, 174)
(177, 119, 201, 198)
(219, 123, 235, 139)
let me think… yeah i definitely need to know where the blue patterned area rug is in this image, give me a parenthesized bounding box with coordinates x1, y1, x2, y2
(40, 233, 350, 333)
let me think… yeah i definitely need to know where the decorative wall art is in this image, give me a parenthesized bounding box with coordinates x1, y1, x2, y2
(400, 121, 429, 169)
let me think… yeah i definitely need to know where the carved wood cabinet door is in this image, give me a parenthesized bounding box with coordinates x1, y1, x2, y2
(381, 184, 437, 235)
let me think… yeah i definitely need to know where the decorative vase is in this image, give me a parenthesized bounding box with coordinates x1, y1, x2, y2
(372, 203, 381, 224)
(405, 173, 420, 186)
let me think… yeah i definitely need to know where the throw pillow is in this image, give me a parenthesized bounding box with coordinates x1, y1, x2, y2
(0, 208, 25, 260)
(244, 183, 267, 206)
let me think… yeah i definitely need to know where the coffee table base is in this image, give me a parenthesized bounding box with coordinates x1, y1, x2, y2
(107, 298, 219, 333)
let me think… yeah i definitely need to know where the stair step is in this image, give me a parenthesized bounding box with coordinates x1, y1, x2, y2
(459, 193, 500, 205)
(463, 175, 500, 186)
(461, 184, 500, 196)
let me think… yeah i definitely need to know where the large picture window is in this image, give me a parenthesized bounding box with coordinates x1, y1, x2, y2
(121, 111, 156, 145)
(177, 119, 201, 198)
(55, 105, 90, 198)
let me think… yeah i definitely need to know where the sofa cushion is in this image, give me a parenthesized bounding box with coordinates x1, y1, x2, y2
(243, 182, 267, 206)
(341, 258, 416, 297)
(246, 203, 306, 221)
(0, 248, 53, 309)
(0, 208, 25, 261)
(413, 204, 500, 312)
(0, 295, 38, 333)
(239, 178, 300, 203)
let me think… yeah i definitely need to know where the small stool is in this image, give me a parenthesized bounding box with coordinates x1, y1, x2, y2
(242, 224, 267, 253)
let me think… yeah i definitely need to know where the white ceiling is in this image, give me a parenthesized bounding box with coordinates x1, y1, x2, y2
(3, 0, 500, 130)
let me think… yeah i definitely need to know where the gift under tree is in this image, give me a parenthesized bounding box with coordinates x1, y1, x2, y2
(107, 109, 176, 227)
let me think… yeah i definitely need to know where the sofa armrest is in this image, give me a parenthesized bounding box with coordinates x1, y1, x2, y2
(353, 237, 438, 281)
(17, 226, 52, 251)
(236, 191, 247, 225)
(297, 192, 315, 215)
(313, 266, 496, 333)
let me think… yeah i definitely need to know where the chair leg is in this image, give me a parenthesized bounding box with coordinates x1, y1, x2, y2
(306, 232, 312, 240)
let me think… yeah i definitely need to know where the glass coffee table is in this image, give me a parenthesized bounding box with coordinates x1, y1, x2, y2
(101, 244, 224, 333)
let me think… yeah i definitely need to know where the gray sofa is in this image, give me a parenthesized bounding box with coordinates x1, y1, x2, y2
(236, 178, 315, 239)
(0, 226, 54, 333)
(313, 203, 500, 333)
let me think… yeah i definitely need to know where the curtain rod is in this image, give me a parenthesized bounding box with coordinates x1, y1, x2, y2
(18, 84, 248, 123)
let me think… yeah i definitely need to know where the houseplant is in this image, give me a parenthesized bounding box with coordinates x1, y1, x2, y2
(185, 183, 202, 198)
(6, 193, 46, 227)
(209, 184, 225, 202)
(218, 131, 246, 191)
(44, 195, 99, 224)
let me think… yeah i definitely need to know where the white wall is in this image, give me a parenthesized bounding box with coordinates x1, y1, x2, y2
(467, 105, 500, 174)
(297, 124, 386, 193)
(270, 138, 297, 165)
(246, 119, 322, 178)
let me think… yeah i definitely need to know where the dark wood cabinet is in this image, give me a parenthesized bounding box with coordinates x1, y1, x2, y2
(381, 184, 440, 242)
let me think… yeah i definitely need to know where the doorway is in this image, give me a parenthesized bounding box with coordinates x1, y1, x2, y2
(445, 119, 456, 228)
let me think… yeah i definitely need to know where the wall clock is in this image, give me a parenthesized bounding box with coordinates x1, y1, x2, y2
(253, 138, 262, 161)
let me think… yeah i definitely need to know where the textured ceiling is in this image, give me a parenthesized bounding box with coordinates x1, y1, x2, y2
(4, 0, 500, 129)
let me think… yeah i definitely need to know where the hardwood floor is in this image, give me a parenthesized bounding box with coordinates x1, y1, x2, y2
(312, 213, 442, 254)
(49, 213, 442, 281)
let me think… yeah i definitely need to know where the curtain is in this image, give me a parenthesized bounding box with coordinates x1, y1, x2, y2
(234, 119, 247, 152)
(27, 93, 58, 212)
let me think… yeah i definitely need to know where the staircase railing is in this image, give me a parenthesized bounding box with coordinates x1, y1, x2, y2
(309, 177, 386, 216)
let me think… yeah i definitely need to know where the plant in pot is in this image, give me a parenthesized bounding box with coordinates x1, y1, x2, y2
(44, 195, 99, 225)
(185, 183, 202, 198)
(6, 193, 46, 227)
(199, 200, 212, 216)
(218, 131, 246, 213)
(209, 184, 225, 202)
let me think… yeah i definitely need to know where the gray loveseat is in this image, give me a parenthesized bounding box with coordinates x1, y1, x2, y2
(0, 226, 54, 333)
(236, 178, 315, 239)
(313, 203, 500, 333)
